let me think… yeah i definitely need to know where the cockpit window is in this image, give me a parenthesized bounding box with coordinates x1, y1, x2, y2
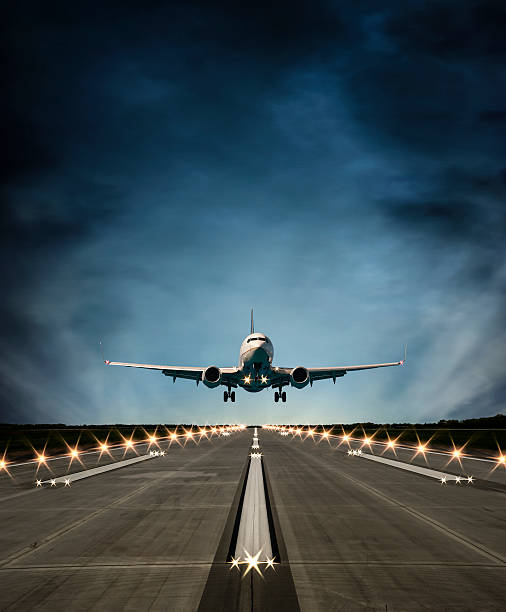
(247, 337, 268, 343)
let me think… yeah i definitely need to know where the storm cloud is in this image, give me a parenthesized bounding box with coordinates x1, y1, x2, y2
(1, 1, 505, 424)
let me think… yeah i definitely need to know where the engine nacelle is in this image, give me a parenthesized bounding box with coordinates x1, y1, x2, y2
(290, 366, 310, 389)
(202, 366, 222, 388)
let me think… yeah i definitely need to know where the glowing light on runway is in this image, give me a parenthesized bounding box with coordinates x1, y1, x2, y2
(229, 551, 276, 575)
(211, 427, 217, 434)
(440, 476, 447, 485)
(170, 433, 178, 441)
(100, 443, 108, 452)
(230, 557, 240, 569)
(342, 434, 350, 441)
(467, 476, 474, 484)
(36, 479, 42, 487)
(149, 435, 157, 444)
(70, 448, 79, 458)
(266, 557, 275, 569)
(50, 479, 56, 486)
(37, 454, 46, 464)
(64, 478, 71, 486)
(185, 431, 193, 439)
(455, 476, 462, 484)
(0, 460, 6, 470)
(498, 455, 505, 464)
(250, 452, 262, 458)
(322, 431, 329, 439)
(452, 449, 461, 458)
(243, 551, 262, 576)
(125, 440, 134, 449)
(387, 440, 395, 449)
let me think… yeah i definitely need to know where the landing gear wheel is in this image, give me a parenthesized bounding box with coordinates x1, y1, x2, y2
(231, 391, 236, 402)
(223, 391, 228, 402)
(281, 391, 287, 402)
(274, 391, 279, 403)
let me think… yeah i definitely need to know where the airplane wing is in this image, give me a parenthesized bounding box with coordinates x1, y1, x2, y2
(271, 351, 405, 387)
(104, 360, 240, 386)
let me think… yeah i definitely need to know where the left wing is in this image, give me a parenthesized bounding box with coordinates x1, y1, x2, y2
(270, 351, 405, 387)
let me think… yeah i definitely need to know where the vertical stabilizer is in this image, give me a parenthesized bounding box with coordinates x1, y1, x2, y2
(250, 309, 254, 334)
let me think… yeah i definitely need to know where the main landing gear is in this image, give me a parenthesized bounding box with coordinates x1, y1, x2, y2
(274, 390, 286, 403)
(224, 389, 235, 402)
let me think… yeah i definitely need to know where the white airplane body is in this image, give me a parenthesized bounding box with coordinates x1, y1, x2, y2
(105, 310, 404, 402)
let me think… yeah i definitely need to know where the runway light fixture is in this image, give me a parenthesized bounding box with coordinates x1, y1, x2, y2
(170, 433, 178, 440)
(71, 448, 79, 458)
(37, 454, 46, 464)
(363, 437, 371, 445)
(0, 460, 6, 470)
(452, 449, 461, 458)
(100, 443, 108, 452)
(125, 439, 134, 448)
(387, 440, 395, 449)
(322, 431, 329, 438)
(36, 479, 42, 487)
(149, 435, 157, 444)
(342, 434, 349, 441)
(417, 444, 426, 453)
(498, 455, 506, 464)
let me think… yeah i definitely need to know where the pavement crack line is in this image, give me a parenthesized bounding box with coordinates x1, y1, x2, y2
(302, 448, 506, 566)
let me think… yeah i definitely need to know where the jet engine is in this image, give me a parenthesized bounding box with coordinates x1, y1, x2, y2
(202, 366, 222, 388)
(290, 366, 310, 389)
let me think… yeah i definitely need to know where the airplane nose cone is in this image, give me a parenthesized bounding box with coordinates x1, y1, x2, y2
(243, 346, 269, 365)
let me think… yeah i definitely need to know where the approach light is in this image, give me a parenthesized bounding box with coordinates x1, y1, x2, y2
(100, 443, 108, 452)
(64, 478, 71, 487)
(0, 460, 6, 470)
(125, 440, 134, 448)
(243, 551, 262, 576)
(498, 455, 506, 464)
(342, 434, 349, 441)
(455, 476, 462, 484)
(211, 427, 217, 434)
(185, 431, 193, 439)
(149, 435, 157, 444)
(230, 557, 240, 569)
(387, 441, 395, 449)
(266, 557, 275, 569)
(322, 431, 329, 438)
(36, 480, 42, 487)
(37, 454, 46, 463)
(417, 444, 426, 453)
(71, 449, 79, 458)
(170, 433, 178, 440)
(452, 449, 461, 458)
(467, 476, 474, 484)
(363, 437, 371, 444)
(50, 479, 56, 487)
(440, 476, 447, 485)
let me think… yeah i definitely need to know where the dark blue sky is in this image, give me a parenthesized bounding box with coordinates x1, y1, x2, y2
(2, 1, 506, 424)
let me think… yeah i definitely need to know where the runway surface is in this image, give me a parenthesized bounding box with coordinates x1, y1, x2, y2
(1, 428, 505, 611)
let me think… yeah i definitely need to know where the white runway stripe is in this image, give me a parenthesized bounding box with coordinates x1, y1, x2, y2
(42, 454, 154, 484)
(234, 457, 272, 562)
(360, 452, 470, 481)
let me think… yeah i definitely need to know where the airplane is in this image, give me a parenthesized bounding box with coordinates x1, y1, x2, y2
(103, 310, 405, 403)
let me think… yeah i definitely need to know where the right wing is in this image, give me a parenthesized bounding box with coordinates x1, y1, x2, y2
(104, 360, 240, 386)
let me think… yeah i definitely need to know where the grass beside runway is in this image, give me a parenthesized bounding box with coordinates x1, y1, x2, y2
(0, 423, 238, 463)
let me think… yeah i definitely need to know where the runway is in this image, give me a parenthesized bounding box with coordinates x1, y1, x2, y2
(1, 428, 506, 611)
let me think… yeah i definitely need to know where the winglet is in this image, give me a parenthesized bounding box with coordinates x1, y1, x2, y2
(251, 308, 254, 334)
(100, 340, 110, 365)
(400, 344, 407, 365)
